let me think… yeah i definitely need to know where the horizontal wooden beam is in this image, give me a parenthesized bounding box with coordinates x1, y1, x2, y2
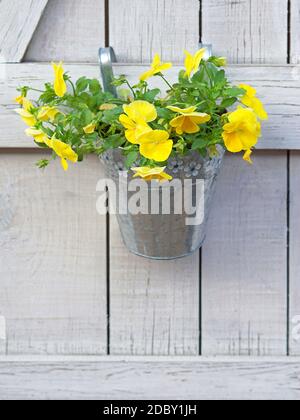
(0, 356, 299, 400)
(1, 63, 300, 149)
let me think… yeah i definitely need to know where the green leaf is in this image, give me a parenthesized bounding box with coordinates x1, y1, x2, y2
(76, 77, 89, 93)
(125, 150, 138, 169)
(220, 97, 238, 108)
(103, 134, 125, 150)
(143, 88, 160, 102)
(224, 87, 246, 97)
(89, 79, 102, 95)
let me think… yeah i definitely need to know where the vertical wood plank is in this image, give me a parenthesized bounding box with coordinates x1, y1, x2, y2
(201, 0, 288, 356)
(290, 152, 300, 355)
(202, 0, 288, 63)
(202, 153, 288, 355)
(109, 0, 200, 355)
(0, 153, 107, 354)
(291, 0, 300, 64)
(0, 0, 49, 63)
(25, 0, 105, 62)
(109, 0, 200, 63)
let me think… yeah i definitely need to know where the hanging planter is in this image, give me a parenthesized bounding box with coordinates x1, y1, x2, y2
(14, 47, 268, 260)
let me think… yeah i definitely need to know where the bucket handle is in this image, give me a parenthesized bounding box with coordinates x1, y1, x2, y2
(99, 47, 117, 97)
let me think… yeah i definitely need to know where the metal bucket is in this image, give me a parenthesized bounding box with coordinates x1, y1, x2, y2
(100, 148, 224, 260)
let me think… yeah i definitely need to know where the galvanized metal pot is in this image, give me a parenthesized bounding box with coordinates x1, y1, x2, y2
(100, 148, 224, 260)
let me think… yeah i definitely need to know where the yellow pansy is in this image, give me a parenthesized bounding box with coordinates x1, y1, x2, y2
(15, 98, 37, 126)
(184, 48, 206, 78)
(138, 130, 173, 162)
(132, 167, 172, 182)
(99, 103, 118, 111)
(167, 106, 211, 135)
(119, 100, 157, 144)
(38, 106, 59, 122)
(140, 54, 172, 81)
(243, 149, 253, 164)
(47, 137, 78, 171)
(15, 95, 25, 105)
(239, 84, 268, 120)
(52, 62, 67, 97)
(25, 128, 50, 144)
(83, 123, 97, 134)
(222, 107, 261, 163)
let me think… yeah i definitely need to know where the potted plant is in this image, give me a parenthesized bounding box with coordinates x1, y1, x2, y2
(15, 49, 267, 259)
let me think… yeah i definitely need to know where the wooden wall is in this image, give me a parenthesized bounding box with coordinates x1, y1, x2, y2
(0, 0, 300, 399)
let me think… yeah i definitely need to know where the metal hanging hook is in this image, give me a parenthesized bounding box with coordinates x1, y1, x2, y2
(99, 47, 117, 96)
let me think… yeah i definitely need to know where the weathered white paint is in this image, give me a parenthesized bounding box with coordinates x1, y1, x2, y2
(109, 215, 199, 355)
(290, 152, 300, 355)
(0, 0, 49, 63)
(202, 152, 288, 355)
(291, 0, 300, 64)
(202, 0, 288, 64)
(1, 63, 300, 149)
(0, 153, 107, 354)
(108, 0, 201, 356)
(109, 0, 200, 63)
(25, 0, 105, 63)
(0, 357, 299, 400)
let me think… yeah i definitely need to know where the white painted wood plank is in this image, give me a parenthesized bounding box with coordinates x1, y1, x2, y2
(0, 0, 49, 63)
(109, 0, 200, 63)
(108, 0, 200, 355)
(202, 152, 287, 355)
(0, 153, 107, 355)
(291, 0, 300, 64)
(290, 152, 300, 355)
(0, 357, 299, 400)
(202, 0, 288, 64)
(25, 0, 105, 63)
(109, 216, 199, 355)
(1, 63, 300, 149)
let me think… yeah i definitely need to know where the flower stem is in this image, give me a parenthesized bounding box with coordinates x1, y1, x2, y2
(159, 74, 173, 90)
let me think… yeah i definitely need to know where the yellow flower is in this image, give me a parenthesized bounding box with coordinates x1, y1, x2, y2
(25, 128, 50, 144)
(167, 106, 211, 135)
(222, 107, 261, 163)
(99, 104, 117, 111)
(243, 149, 253, 164)
(140, 54, 172, 81)
(15, 95, 25, 105)
(184, 48, 206, 78)
(15, 109, 36, 126)
(52, 62, 67, 97)
(38, 106, 59, 122)
(119, 100, 157, 144)
(138, 130, 173, 162)
(239, 84, 268, 120)
(214, 57, 227, 67)
(83, 123, 97, 134)
(132, 167, 172, 182)
(47, 137, 78, 171)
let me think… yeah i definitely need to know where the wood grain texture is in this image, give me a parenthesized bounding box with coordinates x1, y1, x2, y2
(290, 152, 300, 355)
(291, 0, 300, 64)
(0, 0, 49, 63)
(202, 152, 288, 355)
(25, 0, 105, 62)
(108, 0, 200, 354)
(109, 0, 200, 63)
(109, 215, 199, 355)
(0, 357, 299, 400)
(0, 152, 107, 355)
(1, 63, 300, 149)
(202, 0, 288, 64)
